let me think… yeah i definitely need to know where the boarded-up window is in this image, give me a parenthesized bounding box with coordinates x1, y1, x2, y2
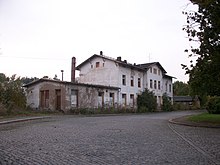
(122, 94, 126, 106)
(130, 94, 134, 107)
(40, 90, 49, 109)
(98, 92, 104, 107)
(110, 93, 114, 106)
(96, 62, 100, 68)
(71, 89, 78, 108)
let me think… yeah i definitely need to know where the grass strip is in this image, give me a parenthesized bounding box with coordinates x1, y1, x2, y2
(188, 112, 220, 124)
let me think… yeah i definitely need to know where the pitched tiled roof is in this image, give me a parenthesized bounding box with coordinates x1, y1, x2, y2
(76, 54, 145, 71)
(173, 96, 193, 102)
(136, 62, 167, 74)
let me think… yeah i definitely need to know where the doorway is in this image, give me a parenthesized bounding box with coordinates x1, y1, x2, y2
(55, 89, 61, 110)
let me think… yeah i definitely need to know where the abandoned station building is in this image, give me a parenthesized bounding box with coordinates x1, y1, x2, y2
(24, 52, 174, 112)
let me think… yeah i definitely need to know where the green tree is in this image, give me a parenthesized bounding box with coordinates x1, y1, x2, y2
(137, 89, 157, 112)
(173, 81, 190, 96)
(0, 74, 26, 114)
(182, 0, 220, 97)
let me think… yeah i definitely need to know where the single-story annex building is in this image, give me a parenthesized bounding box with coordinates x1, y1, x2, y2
(23, 78, 120, 112)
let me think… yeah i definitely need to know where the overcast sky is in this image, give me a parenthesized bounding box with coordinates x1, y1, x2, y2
(0, 0, 197, 82)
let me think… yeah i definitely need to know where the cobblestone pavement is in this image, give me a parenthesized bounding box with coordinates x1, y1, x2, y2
(0, 111, 219, 165)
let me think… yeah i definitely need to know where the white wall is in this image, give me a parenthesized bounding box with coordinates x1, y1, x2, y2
(117, 65, 144, 107)
(78, 57, 174, 108)
(26, 84, 40, 109)
(78, 56, 119, 87)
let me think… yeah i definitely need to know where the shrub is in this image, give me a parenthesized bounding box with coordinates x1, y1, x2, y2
(137, 89, 157, 112)
(206, 96, 220, 114)
(161, 94, 173, 111)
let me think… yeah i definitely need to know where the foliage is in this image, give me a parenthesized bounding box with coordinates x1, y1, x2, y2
(182, 0, 220, 97)
(137, 89, 157, 112)
(22, 77, 38, 85)
(206, 96, 220, 114)
(173, 81, 190, 96)
(161, 94, 173, 111)
(0, 73, 27, 115)
(188, 112, 220, 124)
(69, 107, 135, 115)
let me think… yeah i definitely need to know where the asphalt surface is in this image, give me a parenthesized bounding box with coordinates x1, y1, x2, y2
(0, 111, 219, 165)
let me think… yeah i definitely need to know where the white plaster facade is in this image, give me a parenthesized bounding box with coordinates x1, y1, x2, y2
(76, 53, 175, 108)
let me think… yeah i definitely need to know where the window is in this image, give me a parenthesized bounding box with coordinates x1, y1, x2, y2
(122, 75, 126, 85)
(158, 81, 161, 90)
(71, 89, 78, 108)
(110, 93, 114, 106)
(130, 76, 134, 87)
(96, 62, 100, 68)
(150, 67, 152, 73)
(91, 65, 93, 68)
(153, 68, 157, 74)
(154, 80, 157, 89)
(98, 92, 104, 107)
(138, 78, 141, 88)
(165, 82, 168, 92)
(158, 70, 161, 75)
(169, 84, 172, 93)
(103, 63, 105, 67)
(122, 94, 127, 106)
(150, 79, 153, 88)
(130, 94, 134, 107)
(40, 90, 49, 109)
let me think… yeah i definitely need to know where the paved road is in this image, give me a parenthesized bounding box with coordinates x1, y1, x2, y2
(0, 111, 219, 165)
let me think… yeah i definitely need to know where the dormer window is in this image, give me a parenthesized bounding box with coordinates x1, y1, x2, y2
(153, 68, 157, 74)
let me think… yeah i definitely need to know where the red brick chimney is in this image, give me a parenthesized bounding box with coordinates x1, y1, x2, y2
(71, 57, 76, 82)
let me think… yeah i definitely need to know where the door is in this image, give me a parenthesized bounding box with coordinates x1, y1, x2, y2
(55, 89, 61, 110)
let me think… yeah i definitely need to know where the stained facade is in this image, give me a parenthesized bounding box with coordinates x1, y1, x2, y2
(76, 53, 174, 109)
(24, 52, 175, 112)
(24, 79, 119, 112)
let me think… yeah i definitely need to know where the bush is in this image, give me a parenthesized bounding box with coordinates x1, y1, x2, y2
(162, 94, 173, 111)
(206, 96, 220, 114)
(137, 89, 157, 112)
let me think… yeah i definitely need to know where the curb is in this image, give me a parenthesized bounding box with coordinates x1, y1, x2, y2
(0, 116, 52, 125)
(169, 117, 220, 128)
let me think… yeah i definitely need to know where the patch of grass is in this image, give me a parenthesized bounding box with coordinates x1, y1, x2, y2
(188, 113, 220, 124)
